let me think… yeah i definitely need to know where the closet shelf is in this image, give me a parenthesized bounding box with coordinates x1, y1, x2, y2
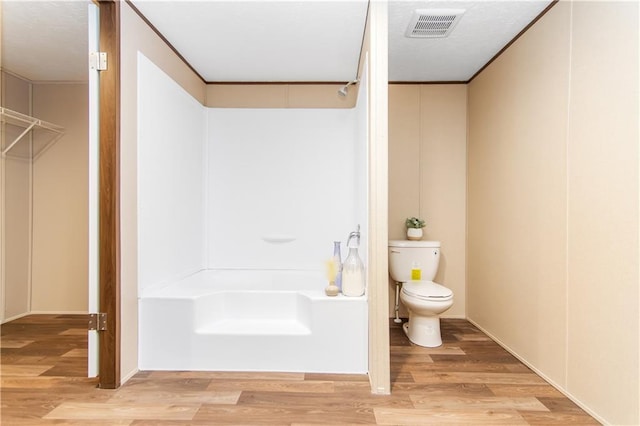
(1, 107, 65, 160)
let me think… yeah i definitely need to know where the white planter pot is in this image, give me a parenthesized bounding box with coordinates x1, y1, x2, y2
(407, 228, 423, 241)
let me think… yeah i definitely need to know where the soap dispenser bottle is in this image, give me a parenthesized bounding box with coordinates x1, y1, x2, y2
(342, 225, 365, 297)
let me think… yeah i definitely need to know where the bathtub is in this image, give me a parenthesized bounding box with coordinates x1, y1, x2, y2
(139, 269, 368, 373)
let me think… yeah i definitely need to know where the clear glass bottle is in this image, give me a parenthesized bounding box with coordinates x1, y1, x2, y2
(342, 226, 365, 297)
(333, 241, 342, 291)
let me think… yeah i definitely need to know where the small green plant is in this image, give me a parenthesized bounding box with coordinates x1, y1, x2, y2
(405, 217, 426, 229)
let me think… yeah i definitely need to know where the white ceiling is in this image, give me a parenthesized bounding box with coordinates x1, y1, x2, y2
(1, 0, 89, 82)
(130, 0, 369, 82)
(1, 0, 553, 84)
(389, 1, 552, 82)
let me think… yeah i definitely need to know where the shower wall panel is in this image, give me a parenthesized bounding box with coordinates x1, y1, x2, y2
(206, 108, 363, 271)
(353, 65, 369, 265)
(137, 53, 206, 293)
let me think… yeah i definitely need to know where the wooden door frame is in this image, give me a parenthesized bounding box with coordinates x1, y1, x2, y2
(97, 0, 120, 389)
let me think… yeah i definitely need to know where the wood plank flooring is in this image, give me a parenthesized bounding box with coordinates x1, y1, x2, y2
(1, 314, 599, 425)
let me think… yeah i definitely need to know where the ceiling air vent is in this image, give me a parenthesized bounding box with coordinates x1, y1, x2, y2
(405, 9, 465, 38)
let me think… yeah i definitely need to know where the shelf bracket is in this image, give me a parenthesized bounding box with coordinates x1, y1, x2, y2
(1, 107, 65, 159)
(2, 121, 37, 156)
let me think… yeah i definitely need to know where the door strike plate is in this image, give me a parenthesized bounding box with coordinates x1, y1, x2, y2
(88, 313, 107, 331)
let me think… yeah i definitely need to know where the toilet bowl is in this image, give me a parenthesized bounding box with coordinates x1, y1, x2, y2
(400, 280, 453, 347)
(388, 240, 454, 347)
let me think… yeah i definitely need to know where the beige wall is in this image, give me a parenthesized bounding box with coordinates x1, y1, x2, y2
(119, 1, 207, 382)
(206, 84, 357, 108)
(2, 71, 30, 114)
(2, 72, 33, 322)
(31, 83, 89, 313)
(388, 84, 467, 319)
(565, 2, 638, 423)
(467, 2, 638, 424)
(2, 159, 31, 321)
(1, 72, 89, 320)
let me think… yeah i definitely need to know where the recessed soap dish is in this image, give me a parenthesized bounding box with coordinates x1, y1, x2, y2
(261, 234, 297, 244)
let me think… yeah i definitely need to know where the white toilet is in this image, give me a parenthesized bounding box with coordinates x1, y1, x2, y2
(388, 240, 454, 347)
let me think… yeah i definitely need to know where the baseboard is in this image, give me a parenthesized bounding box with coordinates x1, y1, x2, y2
(466, 317, 607, 425)
(121, 368, 139, 386)
(1, 312, 30, 324)
(441, 314, 466, 319)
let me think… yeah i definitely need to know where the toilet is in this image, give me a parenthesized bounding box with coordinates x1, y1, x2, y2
(388, 240, 453, 347)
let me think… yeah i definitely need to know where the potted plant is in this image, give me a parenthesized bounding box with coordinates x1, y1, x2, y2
(405, 217, 426, 241)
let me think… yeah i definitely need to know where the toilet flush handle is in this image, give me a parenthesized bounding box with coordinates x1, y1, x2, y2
(390, 249, 400, 253)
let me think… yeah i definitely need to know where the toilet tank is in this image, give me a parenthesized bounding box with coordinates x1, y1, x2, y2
(388, 240, 440, 283)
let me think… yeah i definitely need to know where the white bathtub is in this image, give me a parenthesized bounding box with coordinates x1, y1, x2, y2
(139, 269, 368, 373)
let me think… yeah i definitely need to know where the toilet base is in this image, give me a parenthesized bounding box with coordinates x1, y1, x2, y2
(403, 315, 443, 347)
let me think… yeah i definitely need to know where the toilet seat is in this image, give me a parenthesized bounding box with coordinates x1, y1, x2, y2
(402, 280, 453, 301)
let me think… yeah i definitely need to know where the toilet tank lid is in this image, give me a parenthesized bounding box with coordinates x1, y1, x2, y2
(389, 240, 440, 248)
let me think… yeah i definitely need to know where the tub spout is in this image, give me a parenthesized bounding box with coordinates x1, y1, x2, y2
(347, 225, 361, 247)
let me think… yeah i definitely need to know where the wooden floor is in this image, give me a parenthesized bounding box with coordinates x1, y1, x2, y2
(1, 315, 599, 425)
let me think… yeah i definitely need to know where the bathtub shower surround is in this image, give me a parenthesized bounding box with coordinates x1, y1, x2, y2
(206, 107, 365, 271)
(139, 270, 367, 372)
(137, 54, 206, 290)
(137, 53, 369, 372)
